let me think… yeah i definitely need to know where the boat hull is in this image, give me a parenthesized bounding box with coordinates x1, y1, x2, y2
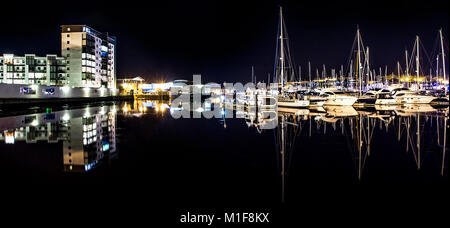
(323, 96, 357, 106)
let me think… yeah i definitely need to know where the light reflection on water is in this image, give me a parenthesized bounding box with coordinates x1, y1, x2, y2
(0, 100, 448, 201)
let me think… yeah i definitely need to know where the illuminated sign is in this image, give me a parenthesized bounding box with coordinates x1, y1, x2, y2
(20, 87, 36, 95)
(102, 141, 110, 151)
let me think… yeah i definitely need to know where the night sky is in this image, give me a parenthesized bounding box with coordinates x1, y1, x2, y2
(0, 0, 448, 83)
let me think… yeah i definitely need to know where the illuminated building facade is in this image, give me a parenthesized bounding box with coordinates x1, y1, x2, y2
(61, 25, 116, 89)
(0, 54, 67, 86)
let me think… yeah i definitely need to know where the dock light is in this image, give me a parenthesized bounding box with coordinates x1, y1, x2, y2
(99, 107, 106, 115)
(83, 109, 90, 117)
(61, 86, 70, 93)
(99, 87, 106, 96)
(31, 119, 39, 126)
(5, 131, 15, 144)
(31, 84, 38, 91)
(82, 87, 90, 96)
(160, 104, 167, 112)
(62, 113, 70, 121)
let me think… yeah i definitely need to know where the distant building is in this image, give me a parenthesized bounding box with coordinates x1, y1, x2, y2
(0, 54, 67, 86)
(61, 25, 116, 89)
(118, 76, 145, 95)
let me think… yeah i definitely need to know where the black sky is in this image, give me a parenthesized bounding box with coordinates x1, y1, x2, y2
(0, 0, 448, 82)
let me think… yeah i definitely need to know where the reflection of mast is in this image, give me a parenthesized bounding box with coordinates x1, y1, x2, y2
(280, 116, 285, 202)
(276, 112, 304, 203)
(442, 116, 447, 176)
(417, 113, 421, 169)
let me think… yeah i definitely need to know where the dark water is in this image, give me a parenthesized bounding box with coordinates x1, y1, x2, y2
(0, 100, 448, 225)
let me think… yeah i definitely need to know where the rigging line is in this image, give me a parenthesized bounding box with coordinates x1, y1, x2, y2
(345, 31, 359, 76)
(419, 40, 433, 74)
(407, 41, 417, 76)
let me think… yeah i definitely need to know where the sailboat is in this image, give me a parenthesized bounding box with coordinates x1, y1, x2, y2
(274, 7, 310, 108)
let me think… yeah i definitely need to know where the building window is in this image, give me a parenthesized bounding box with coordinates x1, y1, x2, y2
(67, 54, 70, 57)
(67, 47, 70, 50)
(67, 34, 70, 37)
(67, 28, 71, 32)
(67, 41, 70, 44)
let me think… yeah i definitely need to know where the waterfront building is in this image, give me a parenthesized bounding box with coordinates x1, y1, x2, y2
(0, 54, 67, 86)
(61, 25, 116, 89)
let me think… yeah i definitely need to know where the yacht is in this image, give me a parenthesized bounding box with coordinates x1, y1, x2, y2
(277, 93, 310, 108)
(304, 91, 327, 107)
(391, 88, 435, 104)
(356, 89, 397, 106)
(320, 90, 358, 106)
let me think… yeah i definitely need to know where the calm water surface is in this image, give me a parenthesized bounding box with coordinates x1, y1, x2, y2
(0, 100, 448, 217)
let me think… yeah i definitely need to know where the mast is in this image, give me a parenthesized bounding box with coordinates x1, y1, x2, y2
(308, 61, 311, 87)
(280, 7, 285, 87)
(416, 36, 420, 90)
(251, 65, 255, 84)
(299, 65, 302, 84)
(436, 55, 439, 84)
(405, 50, 409, 77)
(440, 29, 446, 82)
(350, 59, 353, 88)
(397, 61, 400, 84)
(357, 28, 362, 96)
(366, 47, 370, 90)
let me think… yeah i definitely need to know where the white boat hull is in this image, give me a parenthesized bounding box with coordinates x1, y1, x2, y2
(395, 96, 435, 104)
(278, 100, 310, 108)
(375, 99, 397, 105)
(323, 96, 357, 106)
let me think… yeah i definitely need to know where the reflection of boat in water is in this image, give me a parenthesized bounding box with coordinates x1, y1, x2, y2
(395, 104, 439, 116)
(277, 107, 309, 116)
(323, 106, 358, 117)
(374, 104, 397, 111)
(244, 108, 277, 131)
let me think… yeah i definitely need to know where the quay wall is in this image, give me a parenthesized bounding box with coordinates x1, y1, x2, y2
(0, 83, 118, 99)
(0, 83, 133, 105)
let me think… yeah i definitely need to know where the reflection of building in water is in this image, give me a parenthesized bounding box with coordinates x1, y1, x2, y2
(63, 110, 116, 172)
(0, 105, 117, 172)
(121, 100, 171, 117)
